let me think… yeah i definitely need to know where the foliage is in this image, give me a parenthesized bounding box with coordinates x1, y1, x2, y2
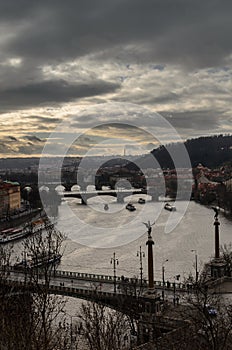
(0, 222, 71, 350)
(151, 134, 232, 169)
(176, 278, 232, 350)
(77, 301, 130, 350)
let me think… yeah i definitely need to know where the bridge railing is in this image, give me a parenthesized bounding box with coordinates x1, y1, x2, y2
(55, 270, 129, 283)
(54, 270, 186, 290)
(3, 277, 140, 301)
(4, 266, 187, 291)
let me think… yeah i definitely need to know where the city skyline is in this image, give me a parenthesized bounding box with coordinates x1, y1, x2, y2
(0, 1, 232, 157)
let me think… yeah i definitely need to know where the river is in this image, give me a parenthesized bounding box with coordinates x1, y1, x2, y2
(56, 195, 232, 283)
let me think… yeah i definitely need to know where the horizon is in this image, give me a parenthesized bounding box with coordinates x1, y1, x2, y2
(0, 132, 231, 160)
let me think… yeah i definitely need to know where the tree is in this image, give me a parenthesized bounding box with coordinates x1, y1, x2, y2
(0, 245, 35, 349)
(20, 221, 69, 350)
(221, 243, 232, 276)
(175, 277, 232, 350)
(77, 301, 131, 350)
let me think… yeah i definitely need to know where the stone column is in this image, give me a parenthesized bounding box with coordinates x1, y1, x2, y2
(146, 227, 155, 290)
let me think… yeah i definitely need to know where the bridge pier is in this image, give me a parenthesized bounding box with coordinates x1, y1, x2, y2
(81, 197, 87, 205)
(63, 183, 74, 192)
(117, 193, 125, 203)
(148, 190, 160, 201)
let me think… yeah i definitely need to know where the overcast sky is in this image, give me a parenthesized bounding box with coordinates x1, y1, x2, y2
(0, 0, 232, 157)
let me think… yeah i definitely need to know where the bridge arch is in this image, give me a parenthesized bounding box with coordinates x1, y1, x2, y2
(39, 185, 50, 192)
(86, 184, 96, 192)
(55, 185, 65, 193)
(71, 184, 81, 192)
(5, 278, 159, 319)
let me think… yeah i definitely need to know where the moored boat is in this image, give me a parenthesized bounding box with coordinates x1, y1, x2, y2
(14, 253, 62, 269)
(0, 227, 31, 244)
(0, 218, 54, 244)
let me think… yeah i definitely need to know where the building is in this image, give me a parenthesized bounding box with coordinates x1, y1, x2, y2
(0, 180, 21, 218)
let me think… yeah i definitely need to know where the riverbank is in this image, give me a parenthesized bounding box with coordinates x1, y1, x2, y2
(0, 208, 43, 230)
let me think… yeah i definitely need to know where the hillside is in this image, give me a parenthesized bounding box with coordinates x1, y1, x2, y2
(138, 134, 232, 169)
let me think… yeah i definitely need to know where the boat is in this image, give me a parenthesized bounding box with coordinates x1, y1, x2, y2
(0, 227, 32, 244)
(14, 253, 62, 270)
(104, 204, 109, 211)
(0, 218, 54, 244)
(126, 203, 136, 211)
(164, 203, 176, 211)
(138, 198, 145, 204)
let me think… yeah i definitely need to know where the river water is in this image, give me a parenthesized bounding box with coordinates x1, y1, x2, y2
(10, 194, 232, 328)
(56, 195, 232, 283)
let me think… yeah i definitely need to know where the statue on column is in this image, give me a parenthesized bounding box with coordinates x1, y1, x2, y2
(212, 206, 219, 220)
(143, 220, 155, 238)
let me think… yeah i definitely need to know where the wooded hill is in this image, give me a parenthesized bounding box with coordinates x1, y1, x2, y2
(139, 134, 232, 169)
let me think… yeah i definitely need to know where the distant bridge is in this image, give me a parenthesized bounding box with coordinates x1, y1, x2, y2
(62, 188, 159, 204)
(38, 182, 164, 203)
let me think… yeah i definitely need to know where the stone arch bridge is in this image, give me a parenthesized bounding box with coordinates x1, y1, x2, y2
(39, 186, 163, 204)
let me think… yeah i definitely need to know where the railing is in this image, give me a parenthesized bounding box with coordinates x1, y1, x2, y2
(4, 266, 187, 291)
(3, 278, 146, 305)
(55, 270, 186, 290)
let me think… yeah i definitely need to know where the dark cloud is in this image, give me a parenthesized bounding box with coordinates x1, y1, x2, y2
(0, 79, 120, 112)
(0, 135, 45, 156)
(0, 0, 231, 154)
(26, 115, 61, 124)
(160, 110, 222, 131)
(2, 0, 231, 68)
(7, 136, 18, 142)
(23, 135, 43, 142)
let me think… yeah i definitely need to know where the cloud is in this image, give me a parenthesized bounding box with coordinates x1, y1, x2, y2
(26, 115, 61, 124)
(1, 0, 231, 69)
(0, 134, 45, 156)
(160, 110, 221, 131)
(0, 79, 120, 112)
(0, 0, 232, 156)
(23, 135, 43, 142)
(7, 135, 18, 142)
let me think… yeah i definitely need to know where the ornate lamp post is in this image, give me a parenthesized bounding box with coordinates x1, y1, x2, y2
(111, 252, 119, 293)
(191, 249, 198, 282)
(173, 274, 180, 305)
(137, 246, 145, 289)
(162, 259, 168, 300)
(61, 311, 78, 350)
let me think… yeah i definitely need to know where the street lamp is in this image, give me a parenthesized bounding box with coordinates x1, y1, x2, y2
(61, 311, 78, 350)
(24, 186, 32, 211)
(137, 246, 145, 289)
(110, 252, 119, 293)
(191, 249, 198, 282)
(162, 259, 168, 300)
(173, 274, 180, 305)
